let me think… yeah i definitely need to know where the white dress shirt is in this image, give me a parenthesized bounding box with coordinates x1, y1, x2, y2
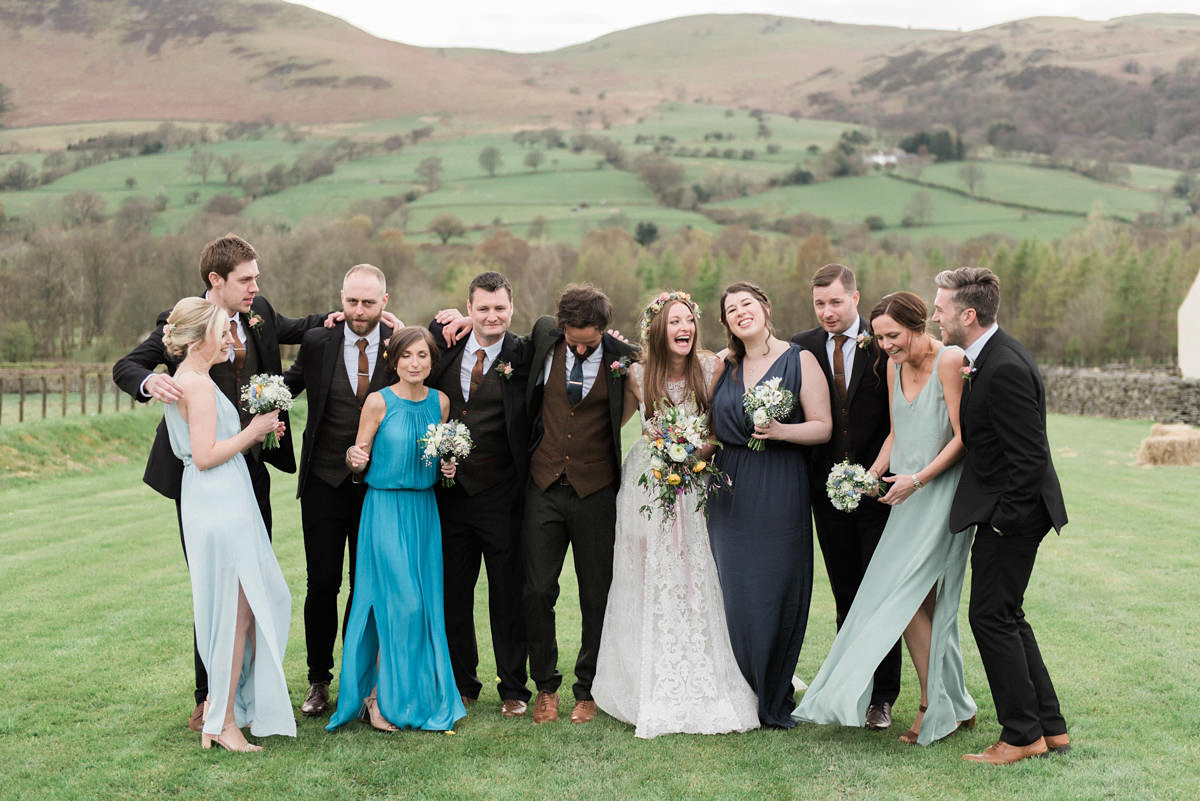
(342, 324, 381, 388)
(826, 316, 862, 393)
(964, 323, 1000, 365)
(460, 332, 504, 401)
(541, 339, 602, 397)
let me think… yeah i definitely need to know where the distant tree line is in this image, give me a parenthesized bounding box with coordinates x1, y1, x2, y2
(1, 195, 1194, 367)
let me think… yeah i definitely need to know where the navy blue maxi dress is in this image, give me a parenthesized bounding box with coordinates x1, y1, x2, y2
(707, 345, 813, 728)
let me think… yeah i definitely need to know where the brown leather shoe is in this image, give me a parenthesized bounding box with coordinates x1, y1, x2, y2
(963, 737, 1048, 765)
(1044, 733, 1071, 754)
(865, 701, 893, 730)
(570, 700, 597, 724)
(501, 699, 528, 718)
(188, 702, 205, 733)
(300, 682, 330, 717)
(461, 694, 476, 707)
(532, 691, 558, 724)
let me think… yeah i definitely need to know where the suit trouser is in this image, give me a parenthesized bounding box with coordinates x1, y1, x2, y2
(176, 453, 272, 705)
(437, 475, 531, 702)
(522, 480, 616, 701)
(300, 476, 364, 686)
(968, 514, 1067, 746)
(812, 499, 902, 705)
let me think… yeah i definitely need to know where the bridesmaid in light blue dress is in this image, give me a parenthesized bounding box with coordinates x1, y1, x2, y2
(328, 327, 466, 733)
(794, 291, 977, 745)
(161, 297, 295, 752)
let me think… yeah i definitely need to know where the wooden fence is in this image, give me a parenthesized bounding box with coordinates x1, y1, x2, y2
(0, 366, 140, 424)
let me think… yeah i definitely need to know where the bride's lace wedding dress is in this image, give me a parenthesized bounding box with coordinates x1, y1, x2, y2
(592, 357, 759, 738)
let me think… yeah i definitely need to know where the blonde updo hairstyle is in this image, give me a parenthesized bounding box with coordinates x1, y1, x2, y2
(161, 297, 226, 359)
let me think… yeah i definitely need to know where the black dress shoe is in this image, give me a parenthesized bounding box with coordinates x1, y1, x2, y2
(301, 682, 330, 717)
(865, 702, 893, 730)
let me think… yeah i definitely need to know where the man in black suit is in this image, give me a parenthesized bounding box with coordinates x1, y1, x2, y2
(791, 263, 901, 730)
(283, 264, 396, 718)
(112, 233, 328, 731)
(523, 284, 636, 725)
(933, 266, 1070, 765)
(427, 271, 533, 718)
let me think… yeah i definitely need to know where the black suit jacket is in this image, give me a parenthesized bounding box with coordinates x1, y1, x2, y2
(525, 315, 637, 480)
(112, 294, 325, 499)
(792, 324, 891, 509)
(283, 322, 393, 498)
(950, 328, 1068, 536)
(426, 323, 533, 489)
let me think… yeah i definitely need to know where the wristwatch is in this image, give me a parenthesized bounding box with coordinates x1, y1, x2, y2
(911, 474, 924, 490)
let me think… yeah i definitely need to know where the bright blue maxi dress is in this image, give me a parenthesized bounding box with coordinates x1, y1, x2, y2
(327, 387, 466, 731)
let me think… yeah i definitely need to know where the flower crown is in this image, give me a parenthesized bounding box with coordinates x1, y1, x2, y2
(162, 323, 174, 337)
(639, 291, 699, 342)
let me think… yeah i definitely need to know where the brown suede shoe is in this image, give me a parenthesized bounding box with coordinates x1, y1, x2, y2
(963, 737, 1048, 765)
(188, 702, 205, 733)
(1044, 733, 1071, 754)
(532, 691, 559, 724)
(501, 699, 528, 718)
(300, 682, 330, 717)
(865, 702, 893, 730)
(570, 700, 597, 724)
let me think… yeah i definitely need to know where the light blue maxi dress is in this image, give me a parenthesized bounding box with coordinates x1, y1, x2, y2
(793, 347, 977, 744)
(327, 387, 466, 731)
(164, 384, 296, 739)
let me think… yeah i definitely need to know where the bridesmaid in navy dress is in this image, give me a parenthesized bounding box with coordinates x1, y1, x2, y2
(706, 282, 832, 728)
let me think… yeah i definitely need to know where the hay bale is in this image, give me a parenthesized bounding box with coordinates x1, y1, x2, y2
(1137, 424, 1200, 466)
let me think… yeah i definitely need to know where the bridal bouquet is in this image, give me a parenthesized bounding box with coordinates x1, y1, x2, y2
(419, 420, 473, 487)
(742, 376, 794, 451)
(637, 401, 728, 521)
(239, 373, 293, 449)
(826, 460, 879, 512)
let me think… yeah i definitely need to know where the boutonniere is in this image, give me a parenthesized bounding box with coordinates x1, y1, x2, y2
(246, 313, 264, 331)
(856, 331, 873, 350)
(609, 356, 631, 378)
(493, 359, 514, 380)
(961, 365, 976, 385)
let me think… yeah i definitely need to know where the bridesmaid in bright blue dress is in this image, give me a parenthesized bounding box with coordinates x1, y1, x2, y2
(706, 282, 832, 728)
(161, 298, 295, 752)
(328, 327, 466, 733)
(794, 291, 976, 744)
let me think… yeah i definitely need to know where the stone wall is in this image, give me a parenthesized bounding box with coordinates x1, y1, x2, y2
(1042, 367, 1200, 424)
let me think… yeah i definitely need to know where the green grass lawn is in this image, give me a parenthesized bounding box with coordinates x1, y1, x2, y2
(1, 409, 1197, 799)
(710, 173, 1089, 241)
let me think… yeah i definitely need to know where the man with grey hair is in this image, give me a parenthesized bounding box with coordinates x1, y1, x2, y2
(284, 264, 398, 718)
(932, 266, 1069, 765)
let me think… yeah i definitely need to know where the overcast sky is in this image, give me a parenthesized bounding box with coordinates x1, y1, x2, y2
(288, 1, 1193, 53)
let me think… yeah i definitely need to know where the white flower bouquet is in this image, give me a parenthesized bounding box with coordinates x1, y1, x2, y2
(419, 420, 473, 487)
(637, 400, 728, 521)
(239, 373, 293, 449)
(825, 460, 879, 512)
(742, 376, 794, 451)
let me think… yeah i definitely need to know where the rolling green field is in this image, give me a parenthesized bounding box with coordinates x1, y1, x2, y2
(0, 102, 1192, 247)
(1, 408, 1198, 800)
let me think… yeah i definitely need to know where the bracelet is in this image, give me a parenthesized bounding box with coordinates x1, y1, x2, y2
(911, 474, 924, 490)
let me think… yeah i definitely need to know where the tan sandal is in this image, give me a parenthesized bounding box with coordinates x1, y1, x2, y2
(898, 704, 928, 745)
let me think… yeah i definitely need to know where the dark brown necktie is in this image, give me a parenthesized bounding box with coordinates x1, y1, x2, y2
(832, 334, 848, 402)
(356, 339, 370, 404)
(229, 319, 246, 374)
(468, 349, 486, 400)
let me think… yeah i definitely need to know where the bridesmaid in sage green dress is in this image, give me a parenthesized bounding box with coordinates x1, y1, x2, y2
(162, 297, 295, 752)
(794, 291, 977, 745)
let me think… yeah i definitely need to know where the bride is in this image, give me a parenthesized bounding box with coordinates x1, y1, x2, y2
(592, 291, 759, 738)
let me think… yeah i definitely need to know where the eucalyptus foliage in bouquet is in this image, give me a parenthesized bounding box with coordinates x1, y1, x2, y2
(239, 373, 293, 449)
(637, 400, 728, 522)
(825, 460, 879, 512)
(419, 420, 473, 487)
(742, 376, 794, 451)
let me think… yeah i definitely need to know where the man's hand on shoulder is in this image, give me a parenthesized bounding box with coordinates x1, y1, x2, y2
(144, 373, 184, 404)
